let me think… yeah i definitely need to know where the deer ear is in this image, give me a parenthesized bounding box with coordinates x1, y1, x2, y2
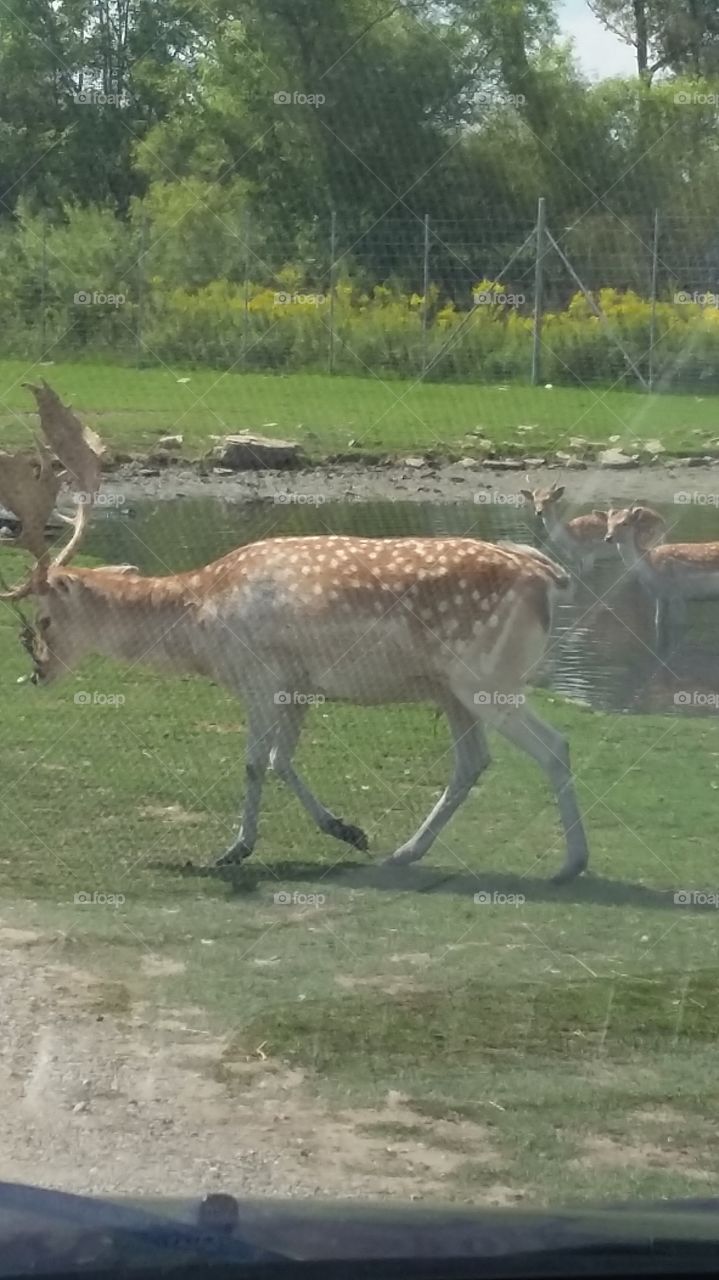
(551, 484, 565, 499)
(520, 489, 534, 501)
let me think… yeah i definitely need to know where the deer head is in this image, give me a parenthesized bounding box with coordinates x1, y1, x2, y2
(519, 478, 565, 518)
(0, 381, 104, 683)
(605, 505, 666, 546)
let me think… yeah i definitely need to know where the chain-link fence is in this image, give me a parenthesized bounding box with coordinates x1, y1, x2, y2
(5, 201, 719, 390)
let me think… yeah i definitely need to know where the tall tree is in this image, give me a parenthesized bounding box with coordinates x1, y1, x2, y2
(589, 0, 719, 81)
(138, 0, 471, 252)
(0, 0, 206, 215)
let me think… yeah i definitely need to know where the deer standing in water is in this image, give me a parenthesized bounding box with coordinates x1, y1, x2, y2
(605, 504, 719, 647)
(520, 480, 609, 576)
(0, 382, 590, 882)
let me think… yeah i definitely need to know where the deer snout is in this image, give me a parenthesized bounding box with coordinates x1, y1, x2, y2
(28, 656, 49, 684)
(29, 660, 58, 686)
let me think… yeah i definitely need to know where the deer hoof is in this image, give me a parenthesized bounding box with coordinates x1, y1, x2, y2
(214, 843, 253, 867)
(383, 847, 422, 866)
(550, 862, 586, 885)
(324, 818, 369, 851)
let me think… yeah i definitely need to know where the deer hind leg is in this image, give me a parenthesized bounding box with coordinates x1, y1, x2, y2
(385, 698, 491, 866)
(270, 702, 369, 852)
(214, 708, 275, 866)
(484, 701, 589, 883)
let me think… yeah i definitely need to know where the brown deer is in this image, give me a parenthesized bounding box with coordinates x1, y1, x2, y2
(606, 504, 719, 646)
(1, 382, 589, 882)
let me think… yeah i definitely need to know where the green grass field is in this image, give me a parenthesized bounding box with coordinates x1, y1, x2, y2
(0, 358, 716, 459)
(2, 536, 719, 1205)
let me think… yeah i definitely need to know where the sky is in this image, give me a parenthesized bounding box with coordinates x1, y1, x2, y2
(558, 0, 637, 79)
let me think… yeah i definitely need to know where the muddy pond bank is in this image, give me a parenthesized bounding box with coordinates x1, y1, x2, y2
(98, 456, 719, 508)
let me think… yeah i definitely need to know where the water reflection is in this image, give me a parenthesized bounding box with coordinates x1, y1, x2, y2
(84, 495, 719, 716)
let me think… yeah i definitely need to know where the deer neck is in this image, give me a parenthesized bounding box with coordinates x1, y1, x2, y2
(616, 530, 651, 582)
(58, 568, 216, 679)
(541, 503, 572, 551)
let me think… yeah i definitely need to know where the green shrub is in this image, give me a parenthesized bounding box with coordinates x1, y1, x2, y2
(4, 197, 719, 388)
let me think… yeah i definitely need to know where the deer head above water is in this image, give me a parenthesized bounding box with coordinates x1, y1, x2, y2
(1, 384, 589, 881)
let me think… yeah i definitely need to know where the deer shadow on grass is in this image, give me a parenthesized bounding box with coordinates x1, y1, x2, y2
(169, 854, 707, 912)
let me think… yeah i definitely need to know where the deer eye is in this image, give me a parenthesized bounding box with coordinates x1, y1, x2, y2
(38, 616, 51, 632)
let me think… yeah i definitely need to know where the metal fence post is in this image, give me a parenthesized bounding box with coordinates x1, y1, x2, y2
(242, 210, 251, 367)
(421, 212, 430, 376)
(648, 208, 660, 393)
(328, 209, 337, 374)
(40, 218, 47, 357)
(531, 196, 546, 385)
(135, 213, 146, 365)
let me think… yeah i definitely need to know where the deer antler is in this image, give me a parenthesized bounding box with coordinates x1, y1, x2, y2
(0, 444, 61, 598)
(0, 382, 104, 598)
(23, 380, 104, 569)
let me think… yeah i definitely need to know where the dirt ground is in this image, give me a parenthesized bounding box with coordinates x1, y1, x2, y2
(0, 927, 507, 1203)
(107, 457, 719, 507)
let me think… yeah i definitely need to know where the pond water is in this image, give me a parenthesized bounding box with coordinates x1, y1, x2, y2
(84, 495, 719, 715)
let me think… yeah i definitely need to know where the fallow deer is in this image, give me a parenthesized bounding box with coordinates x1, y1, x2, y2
(605, 504, 719, 646)
(520, 480, 609, 576)
(1, 382, 590, 882)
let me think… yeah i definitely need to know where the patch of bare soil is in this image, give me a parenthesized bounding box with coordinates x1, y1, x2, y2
(335, 973, 431, 996)
(139, 804, 206, 826)
(629, 1105, 693, 1128)
(0, 936, 496, 1202)
(576, 1135, 713, 1180)
(290, 1092, 505, 1200)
